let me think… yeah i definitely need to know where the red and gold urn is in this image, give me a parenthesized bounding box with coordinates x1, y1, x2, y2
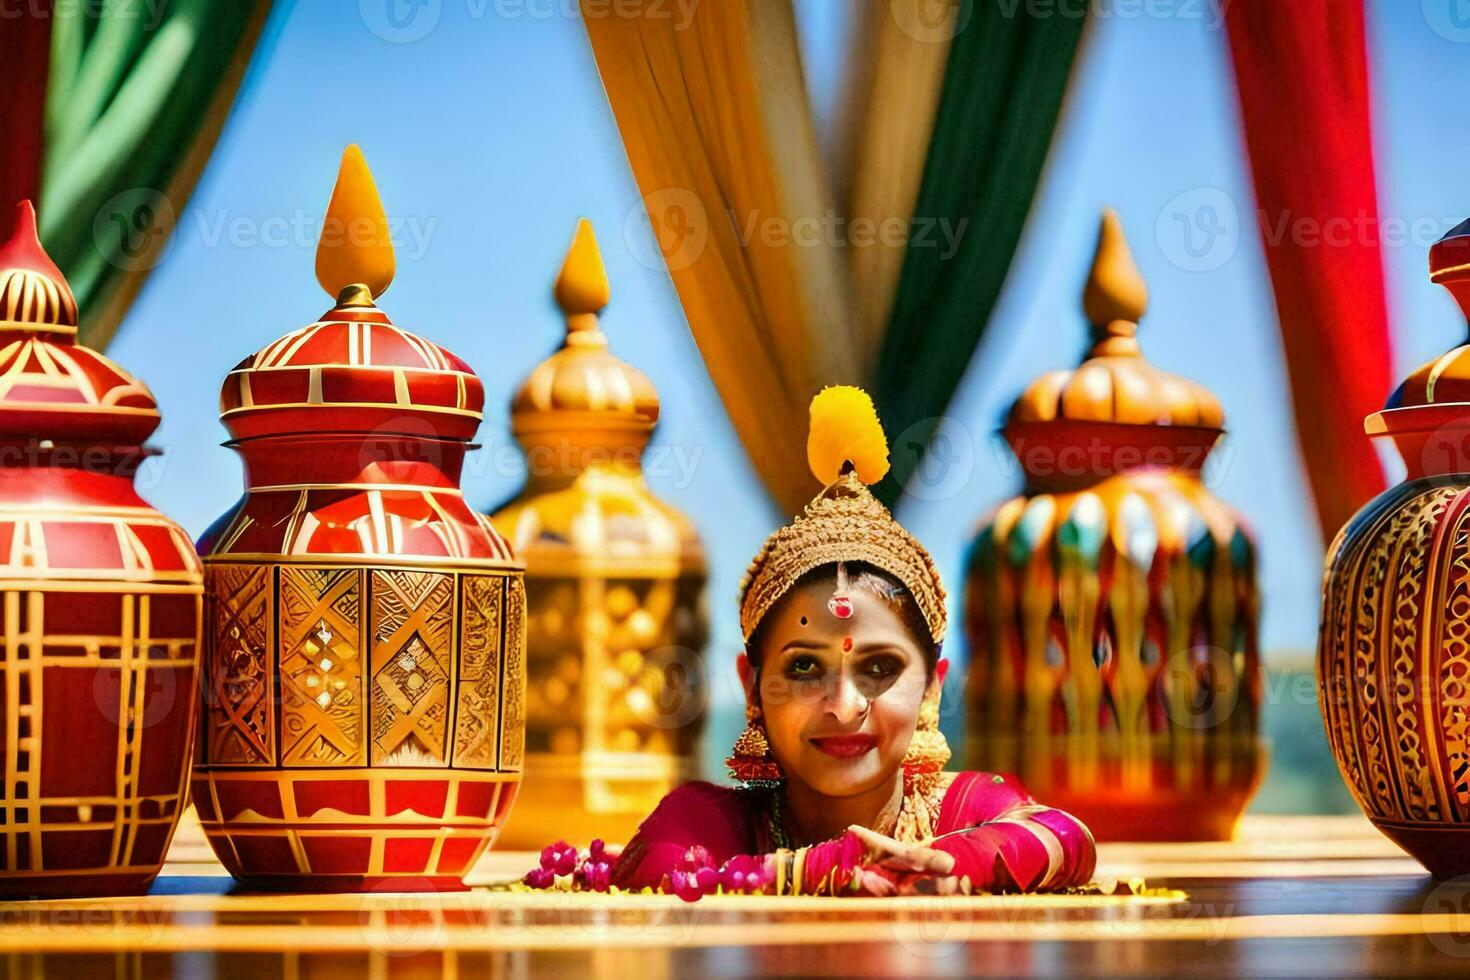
(964, 211, 1264, 841)
(1319, 216, 1470, 877)
(0, 202, 202, 898)
(193, 148, 526, 892)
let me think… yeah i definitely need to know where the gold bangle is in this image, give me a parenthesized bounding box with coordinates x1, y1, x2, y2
(774, 848, 790, 895)
(792, 846, 807, 895)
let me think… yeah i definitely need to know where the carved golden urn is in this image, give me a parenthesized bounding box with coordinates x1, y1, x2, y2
(492, 220, 707, 847)
(1319, 218, 1470, 877)
(964, 210, 1264, 841)
(194, 149, 526, 891)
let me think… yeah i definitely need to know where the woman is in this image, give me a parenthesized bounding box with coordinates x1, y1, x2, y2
(528, 387, 1096, 898)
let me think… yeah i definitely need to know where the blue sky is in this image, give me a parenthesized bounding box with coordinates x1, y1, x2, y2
(109, 0, 1470, 713)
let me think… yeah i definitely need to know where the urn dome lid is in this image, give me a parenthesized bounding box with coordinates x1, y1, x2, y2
(0, 201, 160, 445)
(1008, 209, 1224, 431)
(1374, 219, 1470, 418)
(218, 146, 484, 443)
(509, 219, 659, 441)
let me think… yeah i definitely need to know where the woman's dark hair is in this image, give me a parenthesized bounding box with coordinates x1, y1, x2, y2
(745, 561, 939, 677)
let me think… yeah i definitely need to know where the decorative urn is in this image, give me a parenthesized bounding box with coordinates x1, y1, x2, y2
(1319, 217, 1470, 877)
(0, 202, 202, 897)
(964, 210, 1264, 841)
(492, 220, 707, 847)
(193, 148, 527, 891)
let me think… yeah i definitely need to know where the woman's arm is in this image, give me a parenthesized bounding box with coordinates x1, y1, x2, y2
(927, 774, 1096, 892)
(608, 783, 871, 897)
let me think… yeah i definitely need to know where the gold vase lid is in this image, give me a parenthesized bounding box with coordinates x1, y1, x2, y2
(1370, 219, 1470, 427)
(510, 219, 660, 449)
(1008, 209, 1224, 431)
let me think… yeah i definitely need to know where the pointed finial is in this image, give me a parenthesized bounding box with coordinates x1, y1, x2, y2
(0, 200, 78, 328)
(1084, 208, 1148, 329)
(554, 218, 610, 323)
(315, 145, 395, 303)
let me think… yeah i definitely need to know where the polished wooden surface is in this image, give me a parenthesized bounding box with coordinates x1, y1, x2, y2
(2, 813, 1468, 977)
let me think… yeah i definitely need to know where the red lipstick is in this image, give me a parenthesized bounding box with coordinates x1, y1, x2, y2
(808, 734, 878, 759)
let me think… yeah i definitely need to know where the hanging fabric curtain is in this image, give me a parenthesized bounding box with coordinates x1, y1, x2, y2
(840, 0, 958, 368)
(581, 0, 860, 516)
(40, 0, 276, 349)
(0, 7, 54, 234)
(1224, 0, 1390, 542)
(871, 3, 1088, 505)
(584, 0, 1087, 514)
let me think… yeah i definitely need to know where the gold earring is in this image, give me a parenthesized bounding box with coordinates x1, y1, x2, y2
(902, 688, 951, 776)
(727, 703, 785, 787)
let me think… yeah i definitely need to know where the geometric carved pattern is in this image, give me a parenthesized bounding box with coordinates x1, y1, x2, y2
(369, 570, 453, 767)
(1319, 482, 1466, 826)
(1, 583, 199, 887)
(499, 576, 526, 771)
(452, 575, 503, 768)
(197, 557, 525, 888)
(279, 567, 364, 767)
(206, 564, 274, 766)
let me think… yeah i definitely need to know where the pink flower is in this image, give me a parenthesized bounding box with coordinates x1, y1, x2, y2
(523, 867, 556, 889)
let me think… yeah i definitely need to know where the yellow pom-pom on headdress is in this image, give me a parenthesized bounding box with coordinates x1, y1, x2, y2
(807, 386, 890, 486)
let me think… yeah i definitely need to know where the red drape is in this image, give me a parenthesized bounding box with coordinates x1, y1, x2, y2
(0, 5, 53, 235)
(1225, 0, 1391, 543)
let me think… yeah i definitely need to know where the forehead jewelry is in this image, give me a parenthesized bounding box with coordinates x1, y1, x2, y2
(828, 560, 854, 620)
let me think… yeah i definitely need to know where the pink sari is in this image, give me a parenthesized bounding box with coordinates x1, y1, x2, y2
(610, 772, 1096, 895)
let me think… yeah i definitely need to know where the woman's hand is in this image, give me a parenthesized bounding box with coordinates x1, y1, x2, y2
(846, 825, 968, 896)
(848, 825, 955, 875)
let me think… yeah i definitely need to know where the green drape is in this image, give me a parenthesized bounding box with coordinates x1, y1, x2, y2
(40, 0, 274, 348)
(871, 1, 1088, 506)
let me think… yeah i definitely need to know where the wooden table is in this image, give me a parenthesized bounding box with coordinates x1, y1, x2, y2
(2, 814, 1468, 977)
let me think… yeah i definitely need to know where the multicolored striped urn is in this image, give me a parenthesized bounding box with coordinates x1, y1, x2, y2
(1319, 217, 1470, 877)
(0, 202, 202, 898)
(964, 210, 1264, 842)
(193, 147, 526, 891)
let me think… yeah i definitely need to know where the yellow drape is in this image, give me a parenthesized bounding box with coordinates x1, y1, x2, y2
(840, 0, 957, 372)
(581, 0, 859, 516)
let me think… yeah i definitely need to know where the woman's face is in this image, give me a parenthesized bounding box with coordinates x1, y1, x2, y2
(747, 576, 933, 800)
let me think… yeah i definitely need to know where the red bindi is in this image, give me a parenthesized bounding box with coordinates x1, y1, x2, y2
(843, 636, 853, 652)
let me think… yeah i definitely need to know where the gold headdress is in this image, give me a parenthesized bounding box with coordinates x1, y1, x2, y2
(737, 386, 947, 644)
